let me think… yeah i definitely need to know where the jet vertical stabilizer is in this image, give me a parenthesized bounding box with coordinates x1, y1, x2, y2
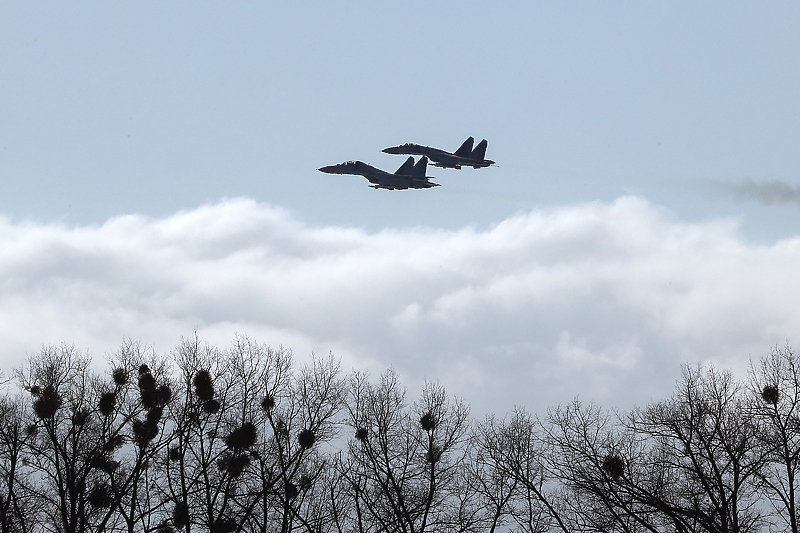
(412, 156, 428, 177)
(394, 156, 416, 175)
(470, 139, 488, 161)
(453, 137, 474, 158)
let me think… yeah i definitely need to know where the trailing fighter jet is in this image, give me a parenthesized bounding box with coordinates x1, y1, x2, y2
(382, 137, 495, 169)
(318, 156, 439, 190)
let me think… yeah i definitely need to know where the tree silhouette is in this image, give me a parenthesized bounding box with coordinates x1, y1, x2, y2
(5, 338, 800, 532)
(343, 370, 470, 533)
(749, 345, 800, 533)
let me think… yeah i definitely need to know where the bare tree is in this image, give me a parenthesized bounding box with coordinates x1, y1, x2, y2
(163, 335, 345, 533)
(473, 407, 571, 533)
(749, 345, 800, 533)
(15, 342, 174, 533)
(0, 393, 37, 533)
(16, 345, 114, 533)
(101, 340, 175, 533)
(343, 370, 470, 533)
(256, 349, 346, 533)
(543, 399, 655, 533)
(163, 335, 254, 533)
(625, 365, 766, 533)
(8, 337, 800, 532)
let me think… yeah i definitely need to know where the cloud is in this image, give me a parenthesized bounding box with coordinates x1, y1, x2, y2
(1, 196, 798, 415)
(716, 178, 800, 206)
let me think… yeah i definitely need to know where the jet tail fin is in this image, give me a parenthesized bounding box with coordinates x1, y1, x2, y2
(454, 137, 474, 158)
(470, 139, 488, 161)
(412, 156, 428, 177)
(394, 156, 416, 175)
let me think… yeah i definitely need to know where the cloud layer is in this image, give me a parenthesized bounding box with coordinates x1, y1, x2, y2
(1, 197, 798, 415)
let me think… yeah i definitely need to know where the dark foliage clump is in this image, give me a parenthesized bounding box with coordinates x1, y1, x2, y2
(155, 385, 172, 407)
(103, 434, 125, 453)
(285, 482, 299, 499)
(762, 385, 780, 405)
(260, 394, 275, 411)
(217, 452, 251, 478)
(91, 454, 118, 473)
(602, 454, 625, 480)
(169, 446, 182, 462)
(72, 408, 90, 426)
(88, 485, 112, 508)
(173, 501, 189, 527)
(211, 517, 238, 533)
(112, 367, 128, 386)
(148, 405, 164, 424)
(33, 384, 62, 419)
(98, 391, 116, 416)
(426, 445, 442, 464)
(133, 407, 163, 446)
(138, 365, 171, 409)
(420, 412, 437, 431)
(133, 419, 158, 446)
(355, 427, 368, 441)
(297, 428, 316, 449)
(193, 369, 215, 402)
(225, 422, 258, 450)
(298, 473, 313, 491)
(25, 424, 38, 437)
(202, 399, 221, 414)
(138, 364, 156, 392)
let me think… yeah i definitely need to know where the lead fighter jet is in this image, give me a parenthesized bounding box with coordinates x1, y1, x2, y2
(318, 156, 439, 190)
(382, 137, 495, 169)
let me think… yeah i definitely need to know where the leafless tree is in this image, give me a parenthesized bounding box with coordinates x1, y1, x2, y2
(749, 345, 800, 533)
(101, 340, 175, 533)
(625, 365, 766, 533)
(543, 399, 656, 533)
(0, 393, 37, 533)
(16, 343, 171, 533)
(472, 407, 571, 533)
(343, 370, 471, 533)
(163, 335, 345, 533)
(8, 338, 800, 532)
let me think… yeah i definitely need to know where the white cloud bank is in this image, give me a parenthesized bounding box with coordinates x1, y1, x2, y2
(1, 196, 798, 415)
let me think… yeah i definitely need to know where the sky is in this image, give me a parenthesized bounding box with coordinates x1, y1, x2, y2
(1, 2, 800, 416)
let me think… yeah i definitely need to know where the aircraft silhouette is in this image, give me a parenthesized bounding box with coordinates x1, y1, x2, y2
(382, 137, 495, 169)
(318, 156, 439, 190)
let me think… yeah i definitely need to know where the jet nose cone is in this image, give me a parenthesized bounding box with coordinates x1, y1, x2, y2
(318, 165, 337, 174)
(382, 146, 402, 154)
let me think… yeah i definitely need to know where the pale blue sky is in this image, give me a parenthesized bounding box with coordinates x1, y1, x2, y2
(2, 3, 800, 413)
(3, 2, 799, 236)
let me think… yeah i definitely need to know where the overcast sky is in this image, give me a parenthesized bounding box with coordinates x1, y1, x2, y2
(2, 2, 799, 415)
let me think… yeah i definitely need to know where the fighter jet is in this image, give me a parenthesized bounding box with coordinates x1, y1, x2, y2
(382, 137, 495, 169)
(318, 156, 439, 190)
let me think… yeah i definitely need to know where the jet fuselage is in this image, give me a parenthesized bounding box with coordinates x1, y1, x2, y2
(383, 144, 494, 169)
(382, 138, 495, 169)
(318, 160, 439, 190)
